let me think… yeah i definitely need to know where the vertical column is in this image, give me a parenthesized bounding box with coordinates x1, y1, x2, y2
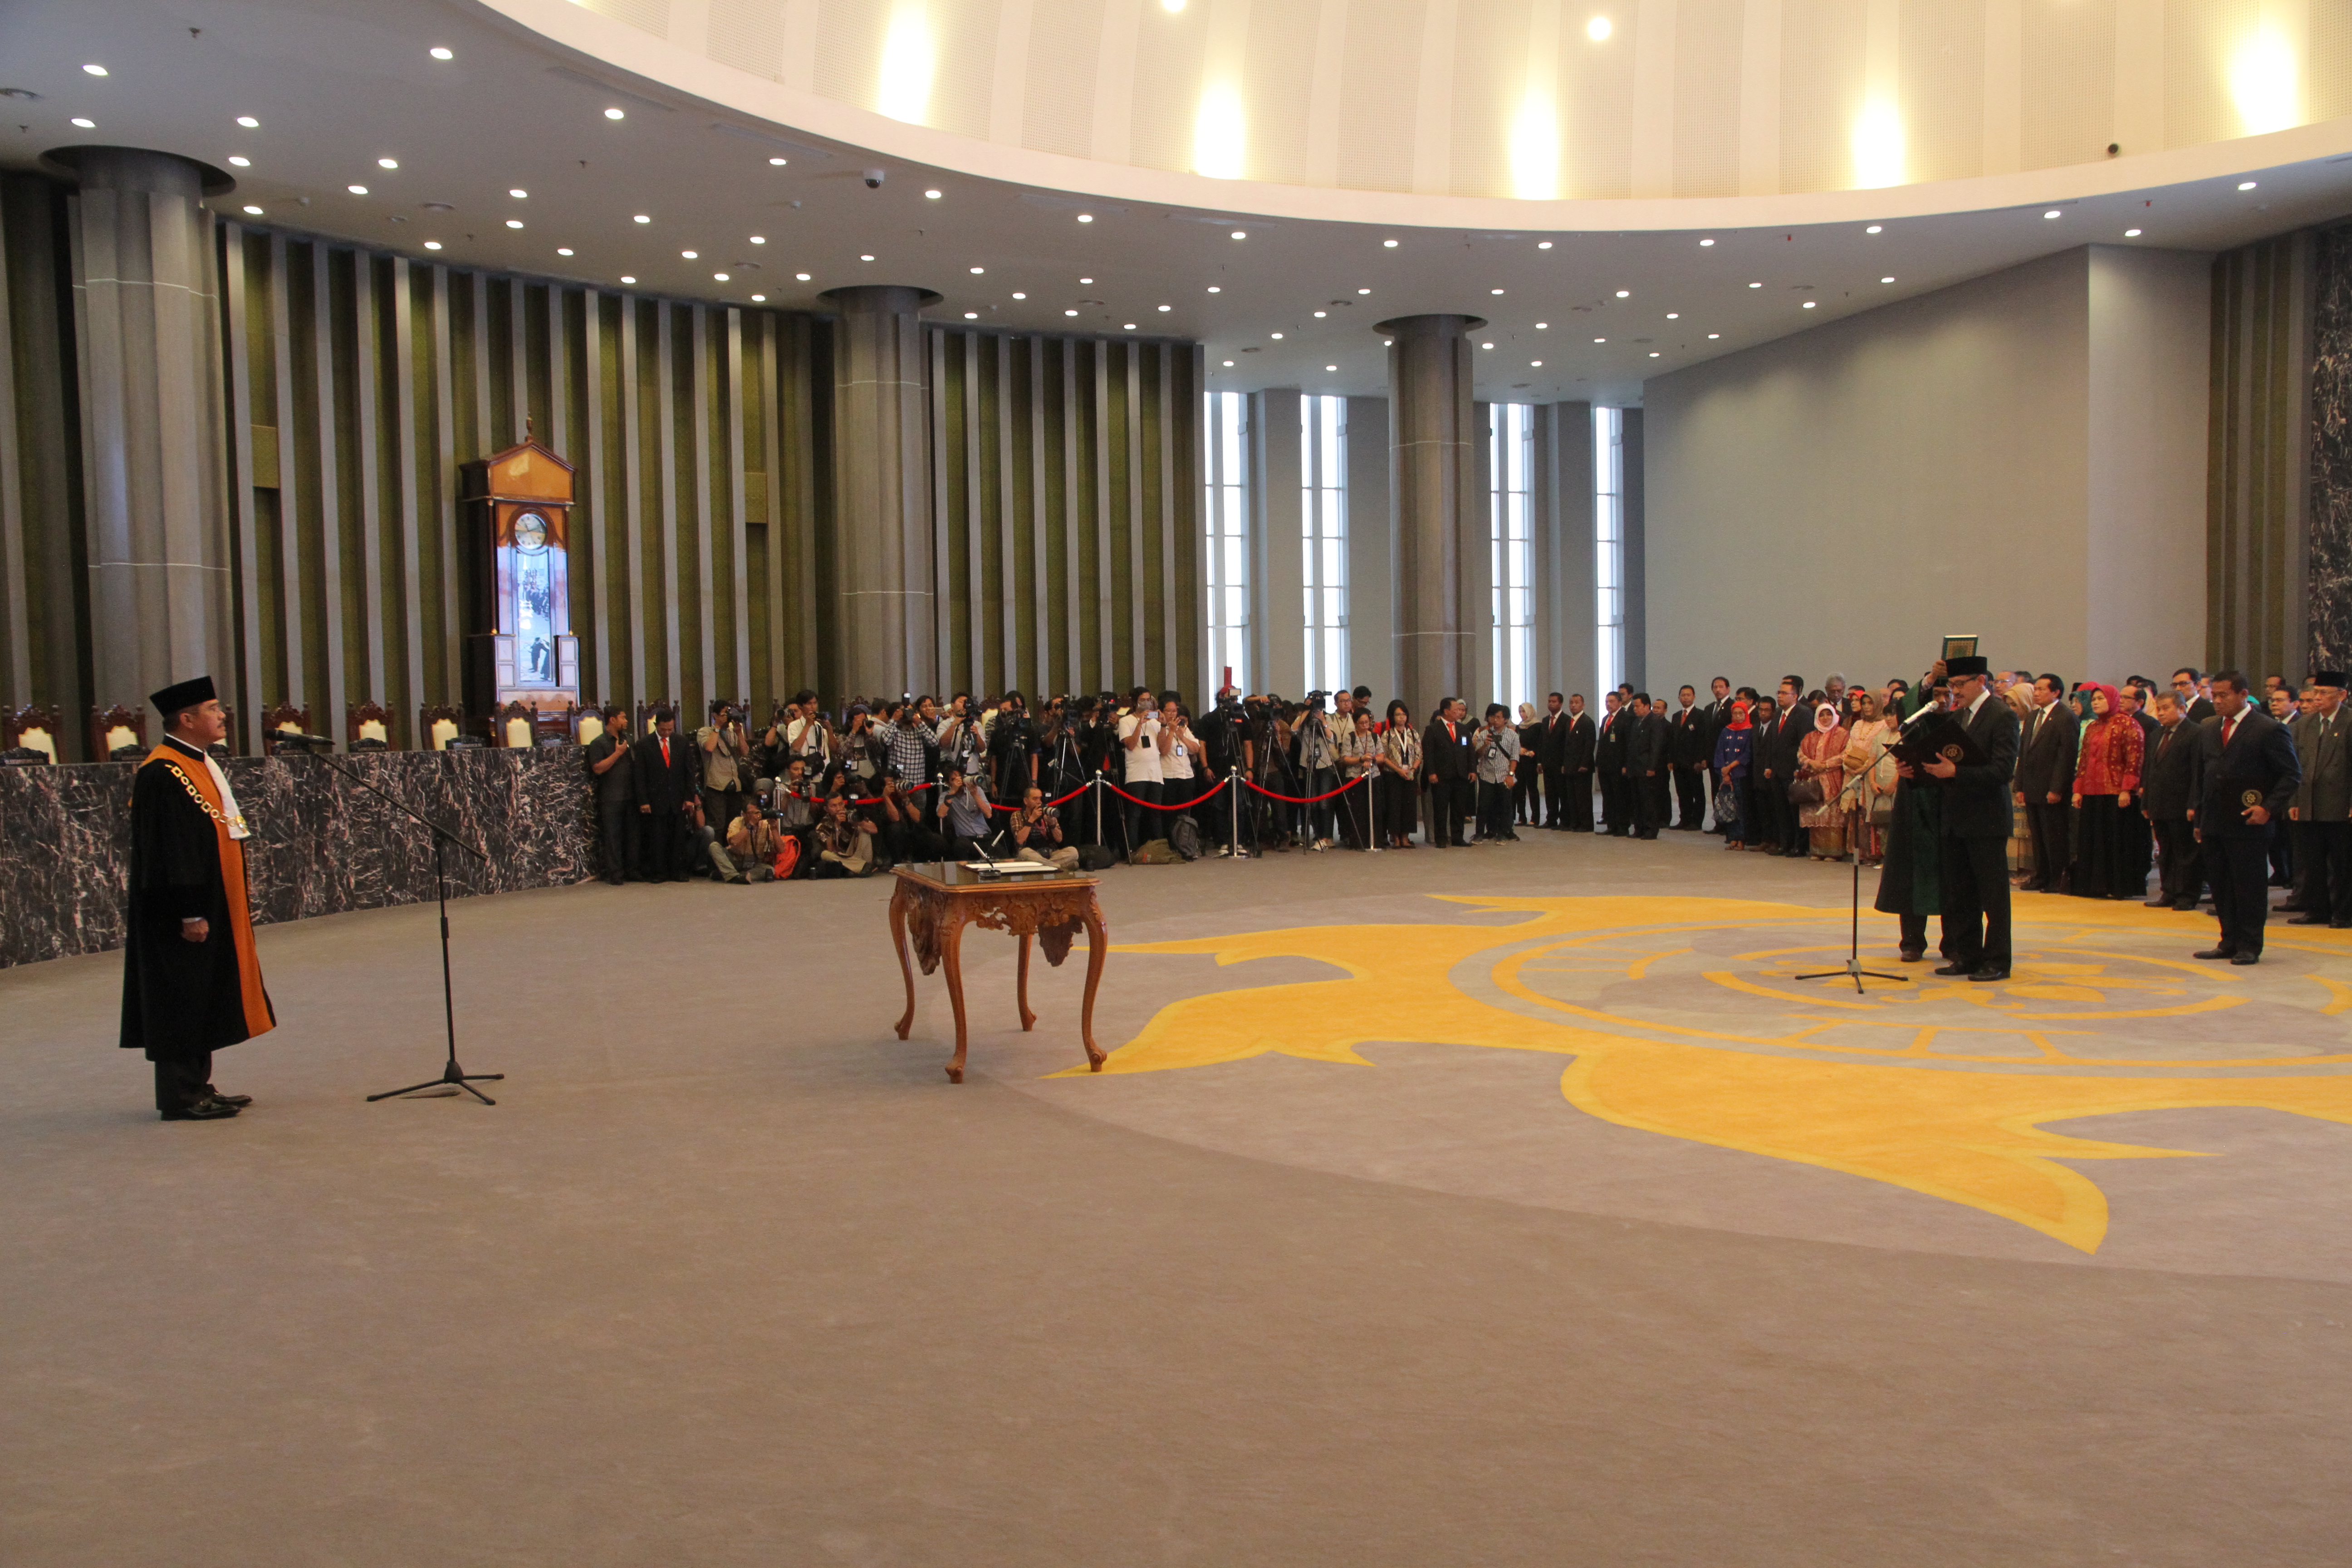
(67, 147, 233, 710)
(1544, 401, 1597, 705)
(1381, 314, 1485, 725)
(1621, 407, 1647, 692)
(1344, 395, 1395, 702)
(824, 284, 938, 699)
(1250, 388, 1304, 700)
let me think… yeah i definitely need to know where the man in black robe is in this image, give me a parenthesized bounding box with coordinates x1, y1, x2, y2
(2194, 670, 2302, 963)
(120, 676, 276, 1121)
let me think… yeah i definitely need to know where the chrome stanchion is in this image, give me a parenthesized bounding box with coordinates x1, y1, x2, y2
(1361, 769, 1381, 853)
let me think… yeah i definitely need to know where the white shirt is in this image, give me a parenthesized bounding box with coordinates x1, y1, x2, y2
(166, 735, 249, 840)
(1162, 721, 1195, 781)
(1118, 711, 1163, 784)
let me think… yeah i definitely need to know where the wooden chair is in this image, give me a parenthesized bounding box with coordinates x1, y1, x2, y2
(572, 703, 605, 746)
(347, 700, 395, 750)
(491, 701, 535, 749)
(90, 704, 147, 762)
(418, 704, 465, 752)
(262, 701, 312, 755)
(530, 705, 571, 745)
(4, 703, 62, 764)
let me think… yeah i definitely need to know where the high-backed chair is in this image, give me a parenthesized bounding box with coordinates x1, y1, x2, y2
(90, 704, 147, 762)
(418, 704, 464, 752)
(4, 704, 62, 764)
(262, 701, 312, 755)
(348, 700, 394, 751)
(494, 701, 535, 750)
(574, 703, 605, 746)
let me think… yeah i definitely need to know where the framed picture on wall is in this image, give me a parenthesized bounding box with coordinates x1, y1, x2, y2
(1941, 634, 1980, 662)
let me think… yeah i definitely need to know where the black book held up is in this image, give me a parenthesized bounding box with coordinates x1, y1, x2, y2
(1889, 709, 1988, 771)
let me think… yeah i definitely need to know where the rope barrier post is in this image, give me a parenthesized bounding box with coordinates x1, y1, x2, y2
(1093, 770, 1104, 851)
(1361, 769, 1381, 853)
(1229, 765, 1242, 861)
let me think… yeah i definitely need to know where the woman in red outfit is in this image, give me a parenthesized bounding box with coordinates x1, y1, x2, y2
(2069, 683, 2146, 899)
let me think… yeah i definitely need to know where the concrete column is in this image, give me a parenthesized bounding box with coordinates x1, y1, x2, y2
(1381, 314, 1485, 725)
(1248, 388, 1304, 699)
(66, 147, 233, 713)
(823, 284, 938, 700)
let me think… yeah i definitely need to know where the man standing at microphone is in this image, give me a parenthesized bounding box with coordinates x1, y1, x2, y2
(120, 676, 276, 1121)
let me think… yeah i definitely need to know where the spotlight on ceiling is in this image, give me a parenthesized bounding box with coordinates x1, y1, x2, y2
(236, 115, 260, 127)
(2125, 228, 2143, 238)
(1230, 230, 1246, 240)
(557, 247, 574, 256)
(795, 273, 811, 281)
(1866, 224, 1882, 234)
(604, 107, 625, 119)
(242, 204, 263, 216)
(71, 118, 96, 128)
(2044, 209, 2062, 219)
(227, 156, 250, 167)
(1077, 214, 1094, 223)
(2239, 181, 2258, 191)
(620, 274, 637, 284)
(924, 188, 942, 199)
(1383, 239, 1398, 247)
(348, 184, 369, 195)
(506, 219, 523, 229)
(769, 157, 786, 166)
(429, 46, 453, 60)
(83, 63, 108, 76)
(634, 214, 651, 223)
(509, 188, 527, 198)
(378, 158, 399, 169)
(1588, 16, 1612, 42)
(1064, 309, 1078, 316)
(1700, 238, 1715, 246)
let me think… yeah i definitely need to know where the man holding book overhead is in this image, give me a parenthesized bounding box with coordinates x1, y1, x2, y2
(1896, 655, 2021, 982)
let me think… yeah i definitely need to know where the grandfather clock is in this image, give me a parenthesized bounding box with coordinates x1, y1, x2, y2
(460, 428, 580, 734)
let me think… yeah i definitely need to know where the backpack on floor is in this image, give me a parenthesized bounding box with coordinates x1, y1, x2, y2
(1076, 845, 1120, 872)
(1168, 817, 1204, 862)
(1130, 838, 1184, 865)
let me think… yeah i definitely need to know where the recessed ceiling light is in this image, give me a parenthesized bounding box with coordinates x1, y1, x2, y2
(714, 272, 729, 281)
(1314, 310, 1327, 318)
(970, 266, 984, 274)
(1700, 238, 1715, 246)
(430, 46, 454, 60)
(227, 155, 250, 167)
(1615, 289, 1629, 298)
(1880, 275, 1893, 283)
(965, 311, 979, 319)
(1531, 360, 1542, 367)
(633, 214, 651, 223)
(604, 107, 625, 119)
(924, 188, 942, 199)
(795, 272, 811, 281)
(557, 247, 574, 256)
(1480, 341, 1493, 349)
(71, 117, 95, 128)
(681, 250, 697, 258)
(509, 188, 527, 199)
(1536, 322, 1548, 328)
(425, 240, 442, 250)
(1077, 214, 1094, 223)
(2238, 181, 2257, 191)
(750, 235, 765, 245)
(348, 185, 369, 196)
(1748, 281, 1762, 288)
(2125, 228, 2142, 237)
(1222, 359, 1234, 366)
(1865, 225, 1882, 234)
(1011, 291, 1026, 299)
(1491, 288, 1505, 295)
(752, 294, 766, 301)
(242, 204, 264, 216)
(1648, 351, 1660, 357)
(1593, 337, 1605, 343)
(237, 115, 260, 127)
(1271, 332, 1284, 339)
(378, 157, 399, 169)
(2043, 209, 2061, 219)
(1383, 239, 1398, 247)
(1588, 15, 1612, 41)
(769, 157, 787, 166)
(1207, 285, 1221, 293)
(505, 219, 523, 229)
(83, 64, 108, 76)
(1666, 312, 1678, 319)
(1230, 230, 1246, 240)
(1539, 241, 1553, 250)
(1124, 323, 1137, 330)
(1707, 332, 1719, 338)
(1801, 300, 1816, 308)
(1356, 288, 1370, 295)
(861, 254, 875, 261)
(620, 274, 636, 284)
(1064, 309, 1078, 316)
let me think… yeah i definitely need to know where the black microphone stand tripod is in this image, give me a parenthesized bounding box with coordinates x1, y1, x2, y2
(1796, 848, 1907, 996)
(277, 736, 504, 1103)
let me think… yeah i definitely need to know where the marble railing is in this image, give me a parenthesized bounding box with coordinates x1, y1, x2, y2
(0, 747, 598, 969)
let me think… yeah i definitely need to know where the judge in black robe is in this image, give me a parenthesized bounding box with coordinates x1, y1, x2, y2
(119, 676, 275, 1120)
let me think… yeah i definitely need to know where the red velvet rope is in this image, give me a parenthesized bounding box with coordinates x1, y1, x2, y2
(1098, 775, 1232, 809)
(1240, 775, 1372, 804)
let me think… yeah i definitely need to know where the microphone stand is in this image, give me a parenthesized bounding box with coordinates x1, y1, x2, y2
(278, 737, 504, 1104)
(1796, 849, 1907, 996)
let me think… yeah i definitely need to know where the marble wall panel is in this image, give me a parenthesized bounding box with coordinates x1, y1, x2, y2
(2310, 227, 2352, 671)
(0, 748, 595, 969)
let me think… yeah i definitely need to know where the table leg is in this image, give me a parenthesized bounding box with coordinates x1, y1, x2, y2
(941, 915, 970, 1083)
(889, 884, 917, 1041)
(1078, 896, 1107, 1072)
(1016, 931, 1038, 1031)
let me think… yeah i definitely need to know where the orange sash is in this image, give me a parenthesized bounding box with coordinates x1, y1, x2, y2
(144, 744, 275, 1040)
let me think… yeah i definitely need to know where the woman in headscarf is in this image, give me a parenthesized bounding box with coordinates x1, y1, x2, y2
(1514, 701, 1545, 828)
(1797, 698, 1850, 860)
(1839, 688, 1896, 866)
(2068, 682, 2146, 899)
(1710, 699, 1753, 850)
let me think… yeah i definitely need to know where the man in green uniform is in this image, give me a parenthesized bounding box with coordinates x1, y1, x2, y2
(119, 676, 276, 1121)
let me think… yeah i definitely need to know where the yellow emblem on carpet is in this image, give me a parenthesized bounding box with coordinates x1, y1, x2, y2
(1061, 895, 2352, 1254)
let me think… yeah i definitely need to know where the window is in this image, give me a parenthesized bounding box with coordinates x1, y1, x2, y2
(1594, 406, 1624, 698)
(1204, 392, 1250, 693)
(1490, 403, 1535, 711)
(1301, 394, 1347, 693)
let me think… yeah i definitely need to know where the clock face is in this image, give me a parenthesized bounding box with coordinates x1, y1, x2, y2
(513, 511, 549, 552)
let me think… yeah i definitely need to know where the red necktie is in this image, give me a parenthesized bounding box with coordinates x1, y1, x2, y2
(2222, 716, 2238, 749)
(661, 737, 671, 767)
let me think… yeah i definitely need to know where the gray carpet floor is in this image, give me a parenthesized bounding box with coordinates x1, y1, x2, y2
(3, 830, 2347, 1566)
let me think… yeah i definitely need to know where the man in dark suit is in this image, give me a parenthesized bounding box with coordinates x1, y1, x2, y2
(2193, 670, 2301, 963)
(1666, 685, 1709, 830)
(1563, 693, 1597, 831)
(2014, 673, 2077, 892)
(1627, 694, 1670, 838)
(1535, 691, 1573, 829)
(2287, 671, 2350, 928)
(584, 705, 638, 884)
(632, 705, 700, 882)
(2172, 667, 2217, 725)
(1697, 676, 1732, 828)
(1595, 692, 1632, 835)
(1906, 656, 2021, 982)
(1421, 697, 1475, 848)
(1758, 677, 1810, 856)
(2139, 691, 2203, 911)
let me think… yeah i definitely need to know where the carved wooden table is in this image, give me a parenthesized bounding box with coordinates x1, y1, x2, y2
(888, 863, 1109, 1083)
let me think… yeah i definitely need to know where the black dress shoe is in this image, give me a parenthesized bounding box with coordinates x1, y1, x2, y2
(2142, 897, 2169, 907)
(201, 1087, 254, 1107)
(160, 1097, 240, 1122)
(1968, 966, 2010, 983)
(1933, 961, 1975, 976)
(2193, 947, 2235, 960)
(2230, 951, 2261, 965)
(1898, 948, 1926, 963)
(2173, 902, 2200, 912)
(2290, 913, 2328, 926)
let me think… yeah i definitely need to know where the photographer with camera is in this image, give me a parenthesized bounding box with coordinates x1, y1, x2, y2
(937, 693, 985, 786)
(697, 699, 751, 848)
(989, 691, 1041, 803)
(1010, 784, 1080, 870)
(1199, 686, 1256, 855)
(935, 763, 996, 860)
(1294, 690, 1343, 853)
(1116, 686, 1166, 857)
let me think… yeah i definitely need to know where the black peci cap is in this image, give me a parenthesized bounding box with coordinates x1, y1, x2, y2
(149, 675, 217, 719)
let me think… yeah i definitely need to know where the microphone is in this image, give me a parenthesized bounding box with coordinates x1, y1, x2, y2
(270, 730, 338, 748)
